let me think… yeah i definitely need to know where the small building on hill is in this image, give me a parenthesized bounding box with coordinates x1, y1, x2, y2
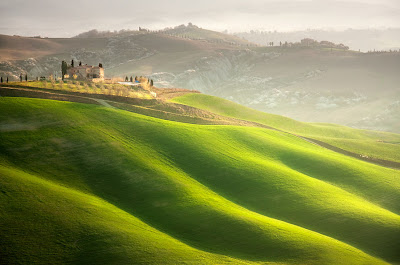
(64, 61, 104, 82)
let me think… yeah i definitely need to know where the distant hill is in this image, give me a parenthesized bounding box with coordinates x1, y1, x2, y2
(160, 23, 254, 46)
(74, 24, 254, 47)
(0, 28, 243, 78)
(0, 34, 63, 60)
(0, 26, 399, 133)
(234, 28, 400, 52)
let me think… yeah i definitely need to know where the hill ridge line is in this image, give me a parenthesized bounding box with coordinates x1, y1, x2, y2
(68, 127, 400, 263)
(0, 164, 263, 264)
(1, 97, 397, 264)
(1, 84, 399, 170)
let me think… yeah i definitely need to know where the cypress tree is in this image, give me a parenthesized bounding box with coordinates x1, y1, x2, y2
(71, 59, 74, 67)
(25, 74, 28, 81)
(1, 77, 3, 83)
(20, 73, 23, 82)
(150, 79, 153, 87)
(61, 61, 68, 80)
(7, 76, 8, 83)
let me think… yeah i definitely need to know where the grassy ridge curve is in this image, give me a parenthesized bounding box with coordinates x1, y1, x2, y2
(0, 164, 260, 265)
(1, 97, 399, 264)
(171, 93, 400, 163)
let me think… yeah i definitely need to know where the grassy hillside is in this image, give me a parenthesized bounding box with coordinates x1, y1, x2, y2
(0, 164, 259, 265)
(172, 93, 400, 163)
(1, 97, 400, 264)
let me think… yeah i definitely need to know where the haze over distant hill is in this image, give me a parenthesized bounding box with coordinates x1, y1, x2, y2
(1, 25, 399, 133)
(235, 28, 400, 52)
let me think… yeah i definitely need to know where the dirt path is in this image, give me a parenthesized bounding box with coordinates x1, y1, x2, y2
(91, 98, 116, 109)
(296, 135, 400, 170)
(0, 86, 101, 105)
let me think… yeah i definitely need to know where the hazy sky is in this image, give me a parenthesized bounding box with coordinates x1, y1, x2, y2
(0, 0, 399, 37)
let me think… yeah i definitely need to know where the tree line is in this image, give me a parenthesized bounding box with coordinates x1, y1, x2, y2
(125, 75, 154, 88)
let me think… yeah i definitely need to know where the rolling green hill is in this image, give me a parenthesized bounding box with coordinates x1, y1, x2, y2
(172, 93, 400, 164)
(1, 97, 400, 264)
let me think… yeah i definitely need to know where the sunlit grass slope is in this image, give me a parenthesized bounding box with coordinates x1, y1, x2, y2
(0, 164, 258, 265)
(1, 97, 399, 264)
(172, 93, 400, 163)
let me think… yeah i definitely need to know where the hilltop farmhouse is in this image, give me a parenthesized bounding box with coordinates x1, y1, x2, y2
(62, 60, 104, 82)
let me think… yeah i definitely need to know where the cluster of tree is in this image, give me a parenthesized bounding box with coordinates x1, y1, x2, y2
(280, 38, 345, 49)
(3, 75, 42, 83)
(160, 23, 200, 33)
(61, 61, 68, 80)
(0, 76, 9, 83)
(159, 25, 256, 47)
(19, 73, 28, 82)
(367, 49, 400, 53)
(74, 29, 129, 38)
(237, 28, 400, 52)
(74, 28, 153, 38)
(266, 38, 350, 50)
(138, 27, 151, 32)
(61, 60, 75, 80)
(124, 75, 154, 87)
(74, 24, 201, 39)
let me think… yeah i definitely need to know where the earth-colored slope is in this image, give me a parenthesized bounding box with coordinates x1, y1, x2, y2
(172, 93, 400, 163)
(1, 97, 399, 264)
(0, 34, 112, 61)
(0, 34, 64, 60)
(0, 32, 236, 81)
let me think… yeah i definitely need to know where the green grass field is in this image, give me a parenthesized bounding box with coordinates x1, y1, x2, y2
(172, 93, 400, 163)
(1, 97, 400, 264)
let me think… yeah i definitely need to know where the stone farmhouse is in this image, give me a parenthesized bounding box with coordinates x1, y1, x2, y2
(64, 61, 104, 82)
